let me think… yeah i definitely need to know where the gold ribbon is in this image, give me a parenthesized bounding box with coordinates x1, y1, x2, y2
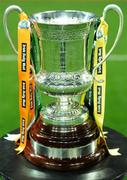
(4, 13, 36, 147)
(15, 12, 31, 154)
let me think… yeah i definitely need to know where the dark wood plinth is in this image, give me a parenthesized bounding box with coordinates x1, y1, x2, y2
(0, 127, 127, 179)
(24, 117, 108, 170)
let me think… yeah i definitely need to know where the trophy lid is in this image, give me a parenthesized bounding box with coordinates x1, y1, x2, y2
(30, 10, 97, 25)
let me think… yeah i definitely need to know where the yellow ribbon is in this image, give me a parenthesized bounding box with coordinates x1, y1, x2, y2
(93, 17, 121, 156)
(93, 17, 107, 129)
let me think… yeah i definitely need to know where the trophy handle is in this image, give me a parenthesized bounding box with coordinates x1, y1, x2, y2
(3, 5, 23, 54)
(3, 5, 35, 80)
(92, 4, 124, 82)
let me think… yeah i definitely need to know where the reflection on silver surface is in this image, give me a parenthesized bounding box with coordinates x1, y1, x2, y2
(41, 102, 89, 126)
(30, 135, 99, 159)
(31, 10, 96, 25)
(36, 71, 93, 96)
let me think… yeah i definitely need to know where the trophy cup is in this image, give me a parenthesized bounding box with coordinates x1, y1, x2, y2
(3, 4, 123, 170)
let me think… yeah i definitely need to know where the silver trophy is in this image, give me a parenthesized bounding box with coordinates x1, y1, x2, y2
(3, 4, 123, 170)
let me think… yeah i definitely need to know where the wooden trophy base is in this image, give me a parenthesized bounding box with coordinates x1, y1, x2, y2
(24, 116, 108, 170)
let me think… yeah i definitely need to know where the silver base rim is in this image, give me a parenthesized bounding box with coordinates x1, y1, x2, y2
(30, 135, 99, 160)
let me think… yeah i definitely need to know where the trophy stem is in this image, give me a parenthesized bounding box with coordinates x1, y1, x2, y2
(56, 96, 73, 111)
(41, 95, 88, 126)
